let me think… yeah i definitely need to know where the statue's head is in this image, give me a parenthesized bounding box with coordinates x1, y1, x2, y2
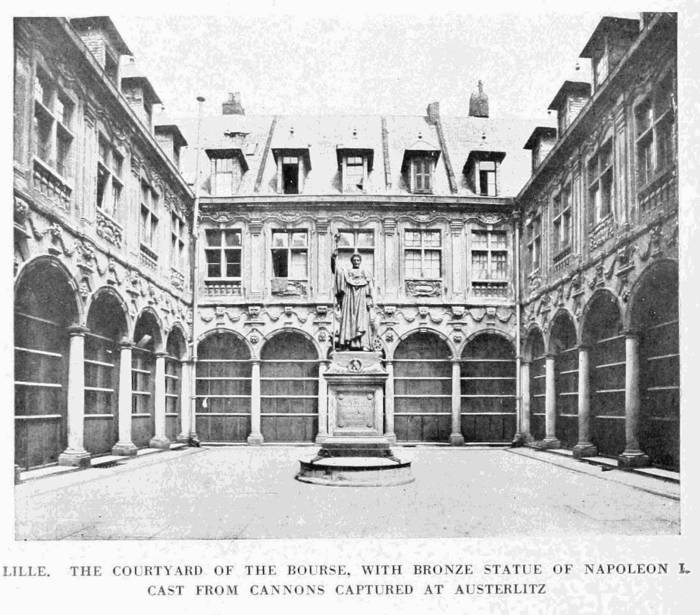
(350, 254, 362, 268)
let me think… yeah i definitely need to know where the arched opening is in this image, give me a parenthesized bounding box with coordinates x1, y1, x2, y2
(582, 291, 625, 458)
(525, 328, 546, 441)
(549, 312, 578, 448)
(131, 311, 162, 448)
(165, 328, 187, 442)
(631, 261, 679, 470)
(261, 331, 319, 442)
(84, 291, 127, 455)
(14, 261, 78, 468)
(393, 331, 451, 442)
(196, 331, 251, 442)
(460, 334, 516, 442)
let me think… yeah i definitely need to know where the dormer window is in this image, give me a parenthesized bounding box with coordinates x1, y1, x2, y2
(272, 148, 311, 195)
(207, 149, 247, 196)
(336, 146, 373, 193)
(411, 156, 433, 194)
(464, 151, 505, 196)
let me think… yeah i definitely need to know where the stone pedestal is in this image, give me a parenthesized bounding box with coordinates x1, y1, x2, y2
(297, 351, 413, 486)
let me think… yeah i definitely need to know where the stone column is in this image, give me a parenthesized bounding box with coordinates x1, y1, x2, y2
(316, 360, 329, 443)
(543, 354, 561, 448)
(247, 360, 263, 444)
(58, 325, 91, 467)
(384, 360, 396, 443)
(149, 352, 170, 449)
(573, 345, 597, 458)
(520, 360, 532, 442)
(177, 359, 192, 443)
(449, 358, 465, 445)
(112, 340, 137, 456)
(619, 331, 649, 468)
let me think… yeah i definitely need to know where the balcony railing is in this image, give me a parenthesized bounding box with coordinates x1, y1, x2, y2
(638, 166, 677, 223)
(203, 280, 242, 296)
(32, 157, 71, 209)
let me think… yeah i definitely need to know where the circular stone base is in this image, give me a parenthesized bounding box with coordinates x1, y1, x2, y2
(296, 456, 414, 487)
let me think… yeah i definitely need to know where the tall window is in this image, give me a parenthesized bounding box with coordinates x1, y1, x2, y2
(478, 160, 497, 196)
(140, 181, 159, 254)
(471, 230, 508, 296)
(32, 65, 74, 179)
(636, 72, 675, 189)
(410, 156, 433, 194)
(170, 212, 185, 271)
(96, 135, 123, 219)
(552, 184, 572, 257)
(205, 229, 241, 279)
(404, 230, 441, 279)
(587, 139, 613, 224)
(211, 154, 242, 196)
(280, 156, 300, 194)
(342, 156, 366, 193)
(526, 214, 541, 274)
(336, 230, 374, 272)
(271, 230, 308, 279)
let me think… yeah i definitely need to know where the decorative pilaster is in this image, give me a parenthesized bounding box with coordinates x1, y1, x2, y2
(619, 332, 649, 468)
(384, 360, 396, 443)
(149, 352, 171, 449)
(542, 354, 561, 448)
(449, 358, 465, 445)
(316, 360, 329, 443)
(58, 325, 91, 468)
(573, 345, 597, 458)
(177, 359, 192, 443)
(112, 340, 137, 456)
(520, 360, 533, 442)
(247, 360, 263, 444)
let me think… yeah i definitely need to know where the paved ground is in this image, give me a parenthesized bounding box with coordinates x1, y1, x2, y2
(14, 446, 679, 540)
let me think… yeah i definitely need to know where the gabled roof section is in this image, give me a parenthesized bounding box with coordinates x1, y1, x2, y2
(205, 147, 249, 172)
(336, 145, 374, 171)
(579, 16, 640, 58)
(69, 16, 132, 55)
(548, 80, 591, 111)
(524, 126, 557, 150)
(154, 123, 188, 149)
(464, 149, 506, 173)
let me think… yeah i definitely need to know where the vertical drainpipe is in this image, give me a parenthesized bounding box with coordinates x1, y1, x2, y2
(512, 210, 522, 446)
(188, 96, 205, 444)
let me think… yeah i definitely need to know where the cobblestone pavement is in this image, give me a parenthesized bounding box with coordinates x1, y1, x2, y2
(14, 446, 679, 540)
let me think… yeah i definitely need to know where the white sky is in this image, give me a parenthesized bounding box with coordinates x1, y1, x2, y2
(109, 8, 640, 122)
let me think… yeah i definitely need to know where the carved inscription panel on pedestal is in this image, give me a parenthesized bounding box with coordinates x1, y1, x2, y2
(336, 390, 375, 430)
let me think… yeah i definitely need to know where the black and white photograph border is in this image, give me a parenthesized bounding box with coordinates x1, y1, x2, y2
(4, 0, 699, 613)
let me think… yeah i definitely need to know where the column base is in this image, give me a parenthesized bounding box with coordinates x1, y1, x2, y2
(573, 442, 598, 458)
(449, 433, 465, 446)
(315, 434, 328, 445)
(15, 465, 22, 484)
(148, 436, 171, 450)
(112, 441, 138, 457)
(511, 432, 533, 446)
(247, 434, 264, 445)
(385, 433, 397, 445)
(618, 450, 650, 468)
(176, 433, 190, 444)
(536, 437, 561, 449)
(58, 448, 91, 468)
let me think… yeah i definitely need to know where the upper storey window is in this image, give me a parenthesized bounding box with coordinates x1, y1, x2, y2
(464, 151, 505, 197)
(552, 184, 572, 258)
(404, 230, 442, 279)
(587, 139, 613, 224)
(471, 230, 508, 296)
(96, 135, 124, 220)
(525, 213, 541, 274)
(635, 72, 675, 188)
(140, 180, 159, 256)
(336, 230, 375, 272)
(32, 64, 75, 181)
(402, 135, 440, 195)
(272, 146, 311, 195)
(337, 144, 373, 193)
(207, 149, 247, 196)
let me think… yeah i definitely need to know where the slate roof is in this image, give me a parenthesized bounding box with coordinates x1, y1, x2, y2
(177, 112, 536, 198)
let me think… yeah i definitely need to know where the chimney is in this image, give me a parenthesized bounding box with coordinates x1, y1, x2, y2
(222, 92, 245, 115)
(469, 80, 489, 118)
(70, 17, 131, 85)
(426, 101, 440, 124)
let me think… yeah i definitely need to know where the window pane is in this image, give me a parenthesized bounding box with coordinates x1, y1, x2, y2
(472, 231, 488, 249)
(111, 183, 121, 215)
(423, 230, 441, 247)
(272, 249, 288, 277)
(424, 250, 441, 278)
(272, 232, 288, 248)
(290, 250, 307, 278)
(356, 231, 374, 247)
(337, 232, 354, 248)
(141, 206, 150, 244)
(656, 116, 674, 171)
(358, 250, 374, 272)
(206, 249, 221, 277)
(291, 231, 307, 247)
(404, 250, 421, 278)
(225, 249, 241, 278)
(472, 251, 488, 278)
(636, 99, 653, 135)
(491, 231, 507, 249)
(492, 252, 507, 279)
(205, 230, 222, 246)
(405, 231, 421, 248)
(225, 230, 241, 247)
(97, 165, 109, 209)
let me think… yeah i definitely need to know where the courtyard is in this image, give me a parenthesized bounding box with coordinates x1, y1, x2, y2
(15, 446, 679, 540)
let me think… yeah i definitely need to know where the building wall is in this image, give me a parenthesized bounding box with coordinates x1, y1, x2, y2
(13, 17, 194, 470)
(517, 14, 678, 469)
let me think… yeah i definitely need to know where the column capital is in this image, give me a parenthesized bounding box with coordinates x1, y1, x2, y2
(577, 343, 592, 351)
(250, 359, 261, 367)
(68, 324, 89, 337)
(545, 352, 557, 361)
(155, 351, 168, 359)
(623, 328, 640, 339)
(119, 338, 134, 349)
(450, 356, 461, 364)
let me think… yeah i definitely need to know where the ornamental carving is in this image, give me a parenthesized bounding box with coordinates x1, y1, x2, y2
(406, 280, 441, 297)
(96, 209, 123, 248)
(271, 278, 307, 296)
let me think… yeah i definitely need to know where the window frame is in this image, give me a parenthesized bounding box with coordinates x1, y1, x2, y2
(271, 229, 309, 280)
(403, 229, 442, 280)
(341, 155, 368, 193)
(204, 228, 243, 281)
(335, 229, 375, 273)
(409, 155, 434, 194)
(170, 211, 186, 273)
(526, 213, 542, 275)
(210, 152, 243, 196)
(551, 183, 572, 258)
(470, 229, 509, 286)
(587, 137, 613, 225)
(139, 180, 160, 257)
(96, 133, 124, 221)
(477, 160, 498, 196)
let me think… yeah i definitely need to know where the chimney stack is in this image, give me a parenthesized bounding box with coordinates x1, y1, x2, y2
(469, 80, 489, 118)
(222, 92, 245, 115)
(426, 101, 440, 124)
